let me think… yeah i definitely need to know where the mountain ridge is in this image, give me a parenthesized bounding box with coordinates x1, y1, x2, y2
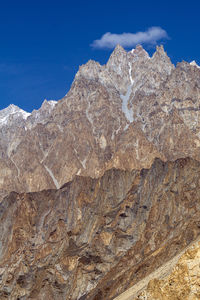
(0, 45, 200, 299)
(0, 157, 199, 299)
(0, 45, 200, 200)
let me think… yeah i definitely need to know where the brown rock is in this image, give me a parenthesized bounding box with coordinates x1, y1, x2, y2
(0, 158, 199, 299)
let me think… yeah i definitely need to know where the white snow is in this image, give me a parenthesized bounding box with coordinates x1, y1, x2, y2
(190, 60, 200, 69)
(128, 62, 134, 85)
(81, 158, 87, 169)
(0, 104, 30, 126)
(120, 86, 134, 123)
(21, 111, 31, 119)
(44, 165, 59, 189)
(123, 124, 129, 131)
(120, 62, 134, 123)
(45, 100, 57, 107)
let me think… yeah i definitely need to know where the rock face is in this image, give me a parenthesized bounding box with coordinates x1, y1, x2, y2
(0, 45, 200, 198)
(131, 239, 200, 300)
(1, 45, 200, 299)
(115, 238, 200, 300)
(0, 157, 199, 299)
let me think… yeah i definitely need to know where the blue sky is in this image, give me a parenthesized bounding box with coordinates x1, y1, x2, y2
(0, 0, 200, 112)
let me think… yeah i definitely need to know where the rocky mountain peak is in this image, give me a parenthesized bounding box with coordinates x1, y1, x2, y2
(129, 44, 150, 60)
(149, 45, 175, 77)
(109, 43, 127, 57)
(152, 45, 173, 63)
(75, 59, 103, 81)
(106, 44, 128, 74)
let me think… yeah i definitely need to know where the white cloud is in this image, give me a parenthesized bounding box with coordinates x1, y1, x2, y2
(91, 27, 169, 49)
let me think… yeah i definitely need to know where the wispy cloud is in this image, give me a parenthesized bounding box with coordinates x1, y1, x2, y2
(91, 27, 169, 49)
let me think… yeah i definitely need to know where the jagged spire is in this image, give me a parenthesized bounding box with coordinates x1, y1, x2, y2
(129, 44, 150, 60)
(107, 44, 127, 64)
(153, 44, 168, 59)
(106, 44, 128, 75)
(111, 44, 126, 53)
(152, 44, 175, 73)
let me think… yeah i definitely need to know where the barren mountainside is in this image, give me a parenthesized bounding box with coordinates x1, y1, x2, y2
(0, 45, 200, 299)
(0, 158, 199, 299)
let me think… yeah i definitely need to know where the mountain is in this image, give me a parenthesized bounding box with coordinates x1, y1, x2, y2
(0, 45, 200, 201)
(0, 45, 200, 299)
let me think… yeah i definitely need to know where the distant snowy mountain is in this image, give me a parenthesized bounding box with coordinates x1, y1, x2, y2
(0, 104, 30, 127)
(0, 100, 57, 129)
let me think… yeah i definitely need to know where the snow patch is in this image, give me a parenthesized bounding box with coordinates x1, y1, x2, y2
(190, 61, 200, 69)
(124, 124, 129, 131)
(131, 48, 135, 54)
(81, 158, 87, 169)
(45, 100, 57, 107)
(120, 62, 134, 123)
(0, 104, 30, 126)
(128, 62, 134, 85)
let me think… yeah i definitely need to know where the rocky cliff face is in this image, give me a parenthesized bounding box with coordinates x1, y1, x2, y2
(115, 238, 200, 300)
(0, 45, 200, 198)
(0, 157, 199, 299)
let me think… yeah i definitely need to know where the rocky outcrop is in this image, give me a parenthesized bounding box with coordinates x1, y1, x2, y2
(0, 45, 200, 198)
(0, 157, 199, 299)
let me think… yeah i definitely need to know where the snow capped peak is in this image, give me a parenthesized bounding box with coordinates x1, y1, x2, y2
(0, 104, 20, 115)
(0, 104, 30, 126)
(190, 60, 200, 69)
